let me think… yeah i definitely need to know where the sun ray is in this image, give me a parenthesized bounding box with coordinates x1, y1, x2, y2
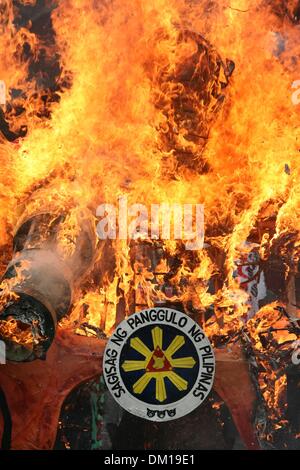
(167, 371, 188, 391)
(164, 335, 185, 359)
(133, 372, 153, 394)
(169, 357, 196, 368)
(130, 337, 152, 360)
(124, 327, 196, 402)
(122, 360, 147, 372)
(156, 375, 167, 402)
(151, 326, 163, 350)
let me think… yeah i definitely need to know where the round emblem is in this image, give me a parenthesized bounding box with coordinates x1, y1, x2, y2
(103, 308, 215, 422)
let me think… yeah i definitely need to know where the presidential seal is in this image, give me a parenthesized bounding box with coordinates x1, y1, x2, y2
(103, 308, 215, 422)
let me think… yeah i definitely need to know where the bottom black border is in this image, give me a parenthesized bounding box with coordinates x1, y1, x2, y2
(0, 450, 296, 467)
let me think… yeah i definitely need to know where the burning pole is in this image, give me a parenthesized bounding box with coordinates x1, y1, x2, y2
(0, 205, 97, 362)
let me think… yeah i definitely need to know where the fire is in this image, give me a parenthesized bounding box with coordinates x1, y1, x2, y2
(1, 0, 300, 446)
(0, 317, 36, 347)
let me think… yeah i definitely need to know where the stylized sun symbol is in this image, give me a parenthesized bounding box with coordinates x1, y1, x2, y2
(121, 326, 196, 402)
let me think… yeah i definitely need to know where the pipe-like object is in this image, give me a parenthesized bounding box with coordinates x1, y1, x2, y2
(0, 209, 97, 362)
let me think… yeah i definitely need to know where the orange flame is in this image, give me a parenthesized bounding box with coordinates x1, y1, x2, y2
(1, 0, 300, 442)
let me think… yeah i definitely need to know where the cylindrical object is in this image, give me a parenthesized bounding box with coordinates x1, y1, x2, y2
(0, 208, 97, 362)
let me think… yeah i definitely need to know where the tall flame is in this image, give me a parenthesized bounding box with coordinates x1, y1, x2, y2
(1, 0, 300, 444)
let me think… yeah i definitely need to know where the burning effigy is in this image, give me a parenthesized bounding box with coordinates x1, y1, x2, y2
(0, 0, 300, 452)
